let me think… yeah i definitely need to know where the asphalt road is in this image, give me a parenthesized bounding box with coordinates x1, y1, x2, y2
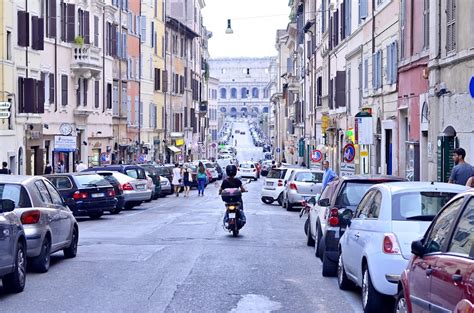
(0, 121, 364, 313)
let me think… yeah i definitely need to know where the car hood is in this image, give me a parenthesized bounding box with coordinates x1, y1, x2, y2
(391, 220, 431, 260)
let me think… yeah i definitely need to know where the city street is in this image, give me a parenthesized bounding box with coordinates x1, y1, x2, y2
(0, 122, 364, 313)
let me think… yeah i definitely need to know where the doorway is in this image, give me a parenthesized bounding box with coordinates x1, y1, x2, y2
(385, 129, 393, 175)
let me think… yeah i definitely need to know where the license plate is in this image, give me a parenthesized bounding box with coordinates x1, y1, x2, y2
(91, 193, 104, 198)
(266, 182, 273, 186)
(228, 213, 236, 219)
(136, 184, 145, 190)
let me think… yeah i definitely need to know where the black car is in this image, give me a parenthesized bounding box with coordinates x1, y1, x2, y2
(83, 164, 147, 180)
(155, 165, 173, 186)
(312, 175, 405, 276)
(139, 164, 162, 200)
(87, 171, 125, 214)
(45, 173, 117, 219)
(214, 163, 223, 179)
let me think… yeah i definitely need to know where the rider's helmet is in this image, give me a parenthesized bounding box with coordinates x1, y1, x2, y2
(226, 164, 237, 177)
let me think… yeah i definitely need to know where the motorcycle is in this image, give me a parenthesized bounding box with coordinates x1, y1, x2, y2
(221, 180, 251, 237)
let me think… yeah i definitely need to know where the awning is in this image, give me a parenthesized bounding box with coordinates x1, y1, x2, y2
(167, 145, 181, 153)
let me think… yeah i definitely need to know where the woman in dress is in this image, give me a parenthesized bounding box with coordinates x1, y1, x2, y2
(197, 162, 207, 197)
(172, 163, 182, 197)
(182, 165, 192, 197)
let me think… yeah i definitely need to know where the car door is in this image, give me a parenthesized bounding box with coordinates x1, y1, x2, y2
(343, 190, 375, 278)
(33, 180, 62, 250)
(0, 211, 14, 273)
(409, 197, 465, 312)
(44, 180, 71, 246)
(430, 197, 474, 312)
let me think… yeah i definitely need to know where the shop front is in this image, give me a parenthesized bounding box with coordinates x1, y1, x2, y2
(52, 135, 77, 173)
(25, 124, 44, 175)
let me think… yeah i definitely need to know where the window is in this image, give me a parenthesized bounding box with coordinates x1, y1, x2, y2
(0, 184, 32, 208)
(449, 198, 474, 256)
(446, 0, 456, 53)
(34, 180, 53, 204)
(423, 0, 429, 49)
(230, 88, 236, 99)
(107, 83, 112, 109)
(220, 88, 227, 99)
(336, 181, 379, 207)
(17, 11, 30, 47)
(49, 73, 55, 104)
(358, 61, 362, 106)
(425, 197, 464, 254)
(48, 176, 73, 190)
(95, 80, 100, 109)
(386, 41, 398, 85)
(140, 15, 147, 43)
(359, 0, 368, 23)
(364, 58, 368, 91)
(344, 0, 352, 38)
(46, 0, 57, 38)
(6, 31, 12, 60)
(154, 68, 161, 91)
(294, 172, 323, 183)
(241, 88, 248, 99)
(77, 9, 90, 44)
(44, 180, 64, 206)
(94, 15, 99, 47)
(355, 190, 375, 218)
(61, 74, 68, 106)
(372, 50, 382, 90)
(252, 88, 259, 98)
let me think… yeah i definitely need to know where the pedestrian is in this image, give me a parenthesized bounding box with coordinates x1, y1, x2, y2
(172, 163, 182, 197)
(197, 162, 207, 197)
(0, 161, 12, 174)
(56, 161, 65, 173)
(44, 162, 53, 174)
(322, 160, 337, 190)
(182, 165, 192, 197)
(448, 148, 474, 186)
(271, 160, 276, 169)
(76, 160, 87, 172)
(466, 175, 474, 188)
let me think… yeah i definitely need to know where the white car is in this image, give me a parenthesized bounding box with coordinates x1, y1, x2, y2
(159, 176, 172, 196)
(237, 162, 258, 180)
(337, 182, 468, 313)
(260, 167, 298, 205)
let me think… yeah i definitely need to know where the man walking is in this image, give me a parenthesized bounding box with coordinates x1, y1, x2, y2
(322, 160, 337, 190)
(0, 162, 12, 174)
(449, 148, 474, 185)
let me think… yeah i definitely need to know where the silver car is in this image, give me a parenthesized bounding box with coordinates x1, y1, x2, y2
(283, 169, 324, 210)
(159, 176, 172, 196)
(0, 198, 27, 293)
(109, 172, 152, 209)
(1, 175, 78, 273)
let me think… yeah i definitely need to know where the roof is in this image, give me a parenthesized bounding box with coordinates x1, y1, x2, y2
(0, 174, 37, 184)
(166, 17, 200, 39)
(375, 182, 469, 194)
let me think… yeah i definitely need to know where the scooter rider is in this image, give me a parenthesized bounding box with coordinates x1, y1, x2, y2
(219, 164, 247, 225)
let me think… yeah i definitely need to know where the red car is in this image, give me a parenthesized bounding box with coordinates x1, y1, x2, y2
(396, 189, 474, 313)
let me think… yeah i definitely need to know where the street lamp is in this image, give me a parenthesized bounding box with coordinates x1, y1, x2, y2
(225, 19, 234, 34)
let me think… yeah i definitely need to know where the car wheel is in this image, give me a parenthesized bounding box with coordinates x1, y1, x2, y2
(306, 217, 315, 247)
(395, 289, 408, 313)
(109, 206, 122, 215)
(89, 212, 103, 219)
(278, 193, 284, 206)
(286, 198, 293, 211)
(63, 226, 79, 259)
(2, 241, 26, 293)
(337, 254, 355, 290)
(362, 265, 384, 313)
(124, 203, 134, 210)
(315, 224, 323, 259)
(261, 197, 273, 204)
(30, 236, 51, 273)
(322, 250, 337, 277)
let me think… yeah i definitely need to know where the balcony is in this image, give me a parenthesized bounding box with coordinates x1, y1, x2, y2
(71, 44, 102, 79)
(74, 107, 93, 117)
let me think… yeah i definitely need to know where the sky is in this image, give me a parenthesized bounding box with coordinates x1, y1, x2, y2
(202, 0, 290, 58)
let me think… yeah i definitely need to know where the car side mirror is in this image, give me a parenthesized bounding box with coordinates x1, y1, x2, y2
(411, 240, 425, 257)
(307, 197, 317, 205)
(0, 199, 15, 213)
(318, 198, 330, 207)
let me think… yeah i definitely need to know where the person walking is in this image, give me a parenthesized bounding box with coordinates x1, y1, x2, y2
(182, 165, 192, 197)
(322, 160, 337, 190)
(76, 160, 87, 172)
(0, 162, 12, 174)
(56, 161, 65, 173)
(197, 162, 207, 197)
(449, 148, 474, 185)
(466, 175, 474, 188)
(172, 163, 182, 197)
(44, 162, 53, 174)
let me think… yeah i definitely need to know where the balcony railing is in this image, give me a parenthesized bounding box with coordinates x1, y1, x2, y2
(71, 44, 101, 71)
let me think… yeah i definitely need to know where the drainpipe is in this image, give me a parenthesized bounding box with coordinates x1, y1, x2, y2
(138, 1, 142, 155)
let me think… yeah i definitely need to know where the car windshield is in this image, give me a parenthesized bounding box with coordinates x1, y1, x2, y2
(205, 163, 214, 169)
(267, 169, 285, 179)
(295, 172, 323, 183)
(392, 191, 458, 221)
(335, 181, 382, 207)
(74, 175, 111, 188)
(0, 184, 32, 208)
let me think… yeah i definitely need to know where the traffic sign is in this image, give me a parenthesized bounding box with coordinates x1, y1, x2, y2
(138, 154, 146, 163)
(276, 148, 281, 153)
(343, 144, 356, 163)
(470, 76, 474, 98)
(311, 149, 323, 163)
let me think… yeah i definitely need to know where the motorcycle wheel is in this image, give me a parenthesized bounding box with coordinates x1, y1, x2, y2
(232, 229, 239, 237)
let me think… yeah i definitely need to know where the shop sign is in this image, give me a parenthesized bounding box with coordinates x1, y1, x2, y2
(0, 111, 11, 119)
(0, 102, 11, 110)
(340, 162, 356, 177)
(343, 144, 356, 163)
(355, 116, 373, 145)
(321, 116, 329, 134)
(360, 150, 369, 157)
(54, 136, 77, 152)
(469, 76, 474, 98)
(170, 132, 184, 138)
(175, 138, 185, 146)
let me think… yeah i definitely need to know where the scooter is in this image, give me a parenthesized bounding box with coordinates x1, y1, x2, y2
(221, 180, 251, 237)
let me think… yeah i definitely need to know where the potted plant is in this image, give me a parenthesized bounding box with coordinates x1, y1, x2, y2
(74, 36, 84, 46)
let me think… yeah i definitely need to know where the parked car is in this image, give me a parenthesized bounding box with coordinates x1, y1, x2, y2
(106, 172, 152, 209)
(396, 188, 474, 313)
(45, 173, 117, 219)
(282, 169, 324, 211)
(214, 163, 224, 180)
(307, 175, 405, 276)
(0, 198, 26, 293)
(260, 167, 298, 205)
(338, 182, 466, 313)
(2, 175, 79, 273)
(260, 160, 273, 176)
(139, 164, 162, 200)
(237, 162, 258, 180)
(155, 165, 173, 185)
(145, 175, 156, 202)
(83, 164, 148, 183)
(159, 176, 172, 196)
(86, 171, 124, 214)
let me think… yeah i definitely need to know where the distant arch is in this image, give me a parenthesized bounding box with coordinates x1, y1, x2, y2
(220, 107, 227, 113)
(252, 87, 259, 98)
(230, 88, 237, 99)
(263, 107, 269, 113)
(220, 88, 227, 99)
(241, 87, 248, 99)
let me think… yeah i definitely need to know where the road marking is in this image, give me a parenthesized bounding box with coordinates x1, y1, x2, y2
(229, 294, 282, 313)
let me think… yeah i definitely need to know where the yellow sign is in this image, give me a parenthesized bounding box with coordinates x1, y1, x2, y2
(360, 151, 369, 157)
(321, 116, 329, 134)
(175, 138, 184, 146)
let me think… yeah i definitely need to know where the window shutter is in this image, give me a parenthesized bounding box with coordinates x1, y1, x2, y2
(66, 4, 75, 42)
(17, 11, 30, 47)
(358, 62, 363, 106)
(345, 0, 351, 37)
(340, 3, 345, 41)
(446, 0, 456, 53)
(335, 71, 346, 108)
(18, 77, 24, 113)
(94, 16, 99, 46)
(61, 74, 68, 106)
(140, 16, 147, 43)
(328, 16, 333, 50)
(37, 80, 45, 113)
(392, 41, 398, 83)
(151, 21, 154, 47)
(24, 78, 36, 113)
(127, 96, 131, 124)
(48, 0, 57, 38)
(83, 79, 88, 107)
(360, 0, 368, 21)
(32, 16, 39, 49)
(386, 45, 391, 84)
(162, 70, 168, 92)
(378, 50, 383, 89)
(372, 54, 376, 90)
(49, 73, 55, 104)
(84, 11, 90, 44)
(95, 80, 99, 108)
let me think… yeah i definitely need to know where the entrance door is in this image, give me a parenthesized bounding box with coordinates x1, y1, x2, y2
(437, 135, 456, 182)
(385, 130, 392, 175)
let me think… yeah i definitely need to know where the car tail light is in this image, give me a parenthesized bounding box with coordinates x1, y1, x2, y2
(21, 210, 41, 224)
(277, 179, 283, 187)
(383, 233, 401, 254)
(73, 191, 88, 200)
(328, 208, 339, 226)
(122, 183, 134, 191)
(289, 182, 298, 190)
(107, 189, 116, 197)
(118, 184, 123, 191)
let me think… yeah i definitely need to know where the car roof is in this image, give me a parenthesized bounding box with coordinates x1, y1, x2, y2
(0, 174, 38, 184)
(339, 174, 405, 181)
(375, 181, 469, 194)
